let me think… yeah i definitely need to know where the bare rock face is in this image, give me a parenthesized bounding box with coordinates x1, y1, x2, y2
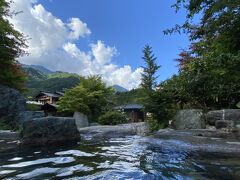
(0, 85, 26, 128)
(78, 122, 149, 140)
(22, 117, 80, 145)
(207, 109, 240, 126)
(174, 109, 206, 130)
(215, 120, 234, 129)
(73, 112, 89, 130)
(16, 111, 45, 125)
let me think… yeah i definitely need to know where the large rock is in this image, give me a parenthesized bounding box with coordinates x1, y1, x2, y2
(0, 85, 26, 128)
(154, 129, 240, 154)
(215, 120, 234, 129)
(22, 117, 80, 145)
(207, 109, 240, 126)
(73, 112, 89, 130)
(0, 130, 20, 152)
(16, 111, 45, 125)
(78, 122, 149, 140)
(174, 109, 205, 130)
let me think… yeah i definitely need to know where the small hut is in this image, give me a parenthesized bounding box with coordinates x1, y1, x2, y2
(115, 104, 145, 122)
(35, 91, 64, 115)
(35, 92, 63, 105)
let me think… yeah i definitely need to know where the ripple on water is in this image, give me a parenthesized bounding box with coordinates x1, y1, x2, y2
(16, 167, 59, 179)
(2, 157, 75, 168)
(55, 150, 95, 157)
(56, 164, 94, 177)
(8, 157, 23, 162)
(1, 136, 240, 179)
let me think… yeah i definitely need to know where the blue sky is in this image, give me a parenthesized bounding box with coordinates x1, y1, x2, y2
(41, 0, 189, 81)
(10, 0, 190, 89)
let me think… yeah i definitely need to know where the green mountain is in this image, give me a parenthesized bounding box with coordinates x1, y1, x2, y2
(24, 67, 47, 81)
(112, 85, 128, 92)
(23, 66, 80, 99)
(22, 64, 54, 74)
(22, 64, 130, 101)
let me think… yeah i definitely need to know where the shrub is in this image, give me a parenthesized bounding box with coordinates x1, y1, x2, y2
(146, 115, 165, 132)
(0, 118, 11, 130)
(26, 103, 41, 111)
(98, 111, 128, 125)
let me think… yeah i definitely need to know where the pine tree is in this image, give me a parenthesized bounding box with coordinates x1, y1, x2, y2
(141, 45, 160, 92)
(0, 0, 27, 90)
(140, 45, 162, 131)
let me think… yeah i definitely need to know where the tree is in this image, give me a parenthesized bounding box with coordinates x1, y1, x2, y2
(141, 45, 160, 92)
(57, 76, 114, 121)
(140, 45, 164, 130)
(160, 0, 240, 109)
(98, 111, 127, 125)
(166, 1, 240, 55)
(0, 0, 27, 90)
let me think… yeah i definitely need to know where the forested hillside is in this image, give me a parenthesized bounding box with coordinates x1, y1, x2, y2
(22, 66, 81, 99)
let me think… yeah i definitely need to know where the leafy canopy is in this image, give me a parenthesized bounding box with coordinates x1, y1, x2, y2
(0, 0, 27, 90)
(160, 0, 240, 109)
(57, 76, 114, 120)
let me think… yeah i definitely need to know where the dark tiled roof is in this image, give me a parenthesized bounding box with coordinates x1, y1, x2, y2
(36, 92, 63, 98)
(115, 104, 144, 110)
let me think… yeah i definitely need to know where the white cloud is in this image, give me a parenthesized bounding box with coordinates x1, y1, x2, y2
(91, 41, 117, 65)
(9, 0, 142, 89)
(68, 18, 91, 40)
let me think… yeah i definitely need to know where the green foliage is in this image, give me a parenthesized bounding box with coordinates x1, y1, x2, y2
(48, 72, 79, 79)
(112, 88, 144, 106)
(26, 104, 41, 111)
(98, 111, 128, 125)
(166, 1, 240, 54)
(140, 45, 165, 129)
(0, 0, 27, 90)
(24, 69, 81, 98)
(141, 45, 160, 91)
(0, 118, 11, 130)
(146, 116, 165, 132)
(58, 76, 114, 121)
(159, 0, 240, 110)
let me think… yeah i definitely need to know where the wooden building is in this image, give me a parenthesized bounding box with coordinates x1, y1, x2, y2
(35, 92, 63, 105)
(35, 91, 64, 115)
(115, 104, 145, 122)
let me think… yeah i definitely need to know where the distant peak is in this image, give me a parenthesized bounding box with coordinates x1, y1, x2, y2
(112, 85, 128, 92)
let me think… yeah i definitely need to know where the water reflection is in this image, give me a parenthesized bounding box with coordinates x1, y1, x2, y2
(0, 136, 240, 179)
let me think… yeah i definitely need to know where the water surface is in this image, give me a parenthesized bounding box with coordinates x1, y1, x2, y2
(0, 136, 240, 179)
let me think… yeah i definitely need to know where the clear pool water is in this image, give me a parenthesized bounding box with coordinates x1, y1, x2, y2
(0, 136, 240, 179)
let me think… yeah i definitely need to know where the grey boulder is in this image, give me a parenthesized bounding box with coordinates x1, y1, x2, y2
(174, 109, 206, 130)
(207, 109, 240, 126)
(22, 117, 80, 145)
(16, 111, 45, 125)
(215, 120, 234, 129)
(0, 84, 26, 128)
(73, 112, 89, 130)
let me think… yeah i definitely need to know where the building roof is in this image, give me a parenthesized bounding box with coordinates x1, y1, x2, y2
(42, 103, 58, 110)
(36, 92, 62, 99)
(115, 104, 144, 110)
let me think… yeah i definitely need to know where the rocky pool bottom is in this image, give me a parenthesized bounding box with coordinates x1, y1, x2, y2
(1, 135, 240, 180)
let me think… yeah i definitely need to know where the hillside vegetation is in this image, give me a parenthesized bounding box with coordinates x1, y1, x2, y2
(23, 66, 80, 99)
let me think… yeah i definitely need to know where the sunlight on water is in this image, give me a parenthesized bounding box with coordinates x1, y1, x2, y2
(0, 136, 240, 179)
